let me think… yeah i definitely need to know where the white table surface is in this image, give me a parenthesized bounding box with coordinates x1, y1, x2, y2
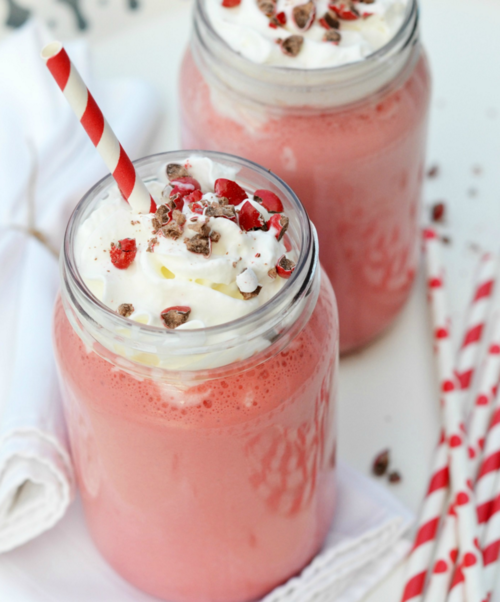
(2, 0, 500, 599)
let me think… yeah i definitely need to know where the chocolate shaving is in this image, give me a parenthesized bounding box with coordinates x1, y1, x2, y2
(210, 231, 221, 243)
(161, 308, 191, 329)
(166, 163, 188, 180)
(156, 204, 171, 225)
(117, 303, 134, 318)
(257, 0, 276, 16)
(293, 1, 315, 29)
(281, 35, 304, 57)
(322, 10, 340, 29)
(372, 449, 390, 476)
(240, 286, 262, 301)
(268, 268, 278, 279)
(152, 217, 161, 232)
(276, 215, 289, 241)
(324, 29, 341, 43)
(185, 234, 211, 256)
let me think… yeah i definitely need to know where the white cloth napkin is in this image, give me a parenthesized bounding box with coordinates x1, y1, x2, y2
(263, 463, 413, 602)
(0, 462, 413, 602)
(0, 20, 161, 553)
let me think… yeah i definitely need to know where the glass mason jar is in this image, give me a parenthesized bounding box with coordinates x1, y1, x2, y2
(179, 0, 431, 354)
(53, 151, 339, 602)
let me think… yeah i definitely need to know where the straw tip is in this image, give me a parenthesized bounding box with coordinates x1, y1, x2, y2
(41, 41, 63, 62)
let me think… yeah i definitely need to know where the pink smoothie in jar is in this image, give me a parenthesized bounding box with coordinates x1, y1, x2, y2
(179, 0, 431, 353)
(54, 151, 338, 602)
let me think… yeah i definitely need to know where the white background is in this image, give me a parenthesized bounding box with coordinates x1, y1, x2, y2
(1, 0, 500, 599)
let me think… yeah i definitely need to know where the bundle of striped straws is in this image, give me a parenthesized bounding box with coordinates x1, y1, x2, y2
(401, 228, 500, 602)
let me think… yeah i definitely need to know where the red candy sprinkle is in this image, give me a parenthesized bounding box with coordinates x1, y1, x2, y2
(254, 189, 284, 213)
(238, 201, 266, 231)
(221, 0, 241, 6)
(214, 178, 248, 205)
(110, 238, 137, 270)
(329, 3, 359, 20)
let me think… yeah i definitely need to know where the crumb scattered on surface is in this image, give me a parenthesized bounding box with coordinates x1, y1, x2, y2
(372, 449, 390, 477)
(388, 471, 402, 484)
(427, 164, 440, 179)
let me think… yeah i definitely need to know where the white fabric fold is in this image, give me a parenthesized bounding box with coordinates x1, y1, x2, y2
(0, 20, 161, 553)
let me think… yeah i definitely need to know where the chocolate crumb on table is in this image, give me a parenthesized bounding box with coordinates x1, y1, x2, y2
(427, 164, 440, 179)
(431, 201, 446, 223)
(372, 449, 390, 476)
(388, 471, 402, 484)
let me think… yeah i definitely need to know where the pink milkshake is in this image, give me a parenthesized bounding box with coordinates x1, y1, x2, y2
(179, 0, 431, 353)
(54, 152, 338, 602)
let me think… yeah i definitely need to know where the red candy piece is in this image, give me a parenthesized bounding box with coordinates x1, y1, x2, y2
(329, 3, 359, 20)
(110, 238, 137, 270)
(267, 213, 287, 241)
(254, 189, 284, 213)
(222, 0, 241, 6)
(276, 255, 296, 279)
(190, 202, 204, 215)
(170, 176, 201, 201)
(215, 178, 248, 205)
(238, 201, 266, 231)
(184, 189, 203, 205)
(276, 11, 287, 25)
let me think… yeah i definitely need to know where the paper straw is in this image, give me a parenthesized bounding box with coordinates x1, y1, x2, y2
(423, 228, 484, 602)
(482, 489, 500, 599)
(455, 253, 497, 394)
(41, 42, 156, 214)
(424, 313, 500, 602)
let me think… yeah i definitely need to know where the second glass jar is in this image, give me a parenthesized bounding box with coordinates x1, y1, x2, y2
(179, 0, 431, 353)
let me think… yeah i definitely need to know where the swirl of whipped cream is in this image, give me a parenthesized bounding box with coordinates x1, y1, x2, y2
(75, 156, 294, 329)
(206, 0, 409, 69)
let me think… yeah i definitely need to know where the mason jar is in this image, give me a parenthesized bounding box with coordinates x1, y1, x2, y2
(53, 151, 339, 602)
(179, 0, 431, 353)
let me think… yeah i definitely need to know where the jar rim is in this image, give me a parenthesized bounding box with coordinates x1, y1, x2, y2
(195, 0, 418, 76)
(63, 149, 316, 343)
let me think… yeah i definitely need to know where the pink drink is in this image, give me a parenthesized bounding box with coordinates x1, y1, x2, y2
(179, 0, 431, 353)
(54, 152, 338, 602)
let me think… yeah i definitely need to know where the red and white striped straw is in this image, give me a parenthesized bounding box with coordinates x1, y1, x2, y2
(455, 253, 497, 394)
(401, 435, 450, 602)
(424, 313, 500, 602)
(41, 42, 156, 215)
(423, 228, 484, 602)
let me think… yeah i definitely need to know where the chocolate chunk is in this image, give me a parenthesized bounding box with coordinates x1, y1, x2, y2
(293, 1, 315, 29)
(372, 449, 390, 476)
(276, 215, 289, 241)
(161, 308, 191, 329)
(278, 256, 295, 272)
(388, 471, 402, 484)
(322, 10, 340, 29)
(188, 221, 211, 237)
(257, 0, 275, 16)
(152, 217, 161, 232)
(358, 0, 374, 3)
(117, 303, 134, 318)
(217, 196, 229, 206)
(427, 164, 440, 179)
(210, 230, 221, 243)
(240, 286, 262, 300)
(431, 202, 446, 223)
(281, 35, 304, 57)
(268, 267, 278, 279)
(146, 237, 158, 253)
(324, 29, 341, 43)
(161, 222, 184, 240)
(166, 163, 188, 180)
(205, 203, 237, 219)
(156, 204, 171, 225)
(185, 234, 211, 256)
(172, 209, 186, 226)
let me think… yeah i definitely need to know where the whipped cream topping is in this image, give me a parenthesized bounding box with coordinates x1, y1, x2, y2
(206, 0, 408, 69)
(75, 156, 295, 330)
